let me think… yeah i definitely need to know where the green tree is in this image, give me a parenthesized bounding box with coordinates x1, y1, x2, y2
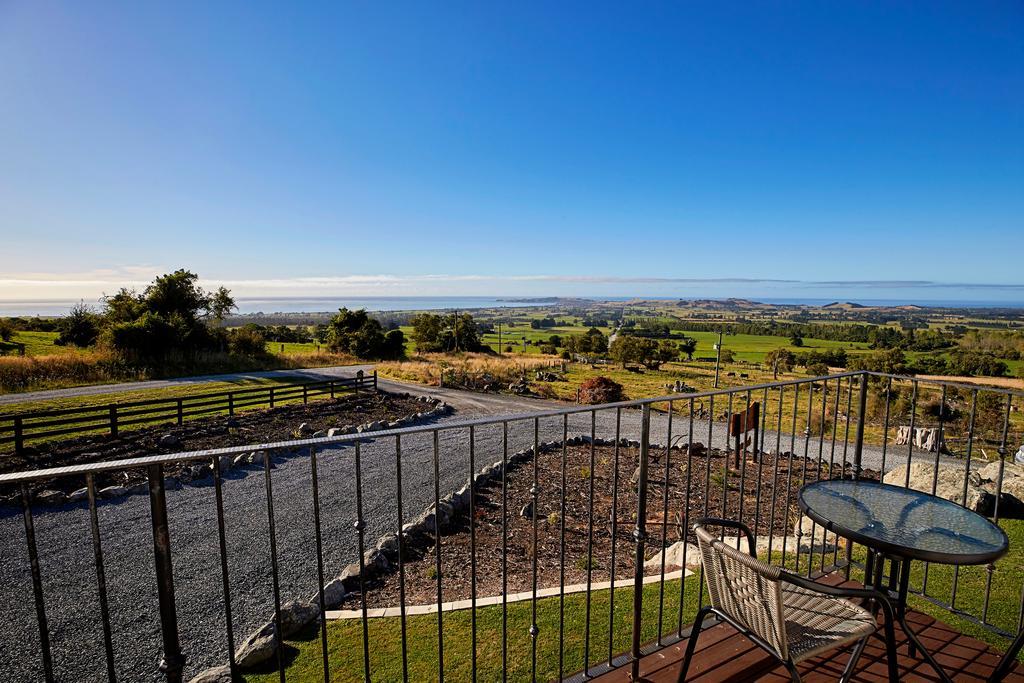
(55, 303, 100, 348)
(326, 308, 404, 359)
(678, 335, 697, 361)
(765, 348, 796, 379)
(789, 333, 804, 348)
(0, 318, 13, 342)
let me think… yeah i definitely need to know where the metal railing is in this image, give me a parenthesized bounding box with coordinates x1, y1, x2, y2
(0, 372, 377, 451)
(0, 370, 1020, 682)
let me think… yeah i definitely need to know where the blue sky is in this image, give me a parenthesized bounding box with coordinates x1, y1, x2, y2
(1, 2, 1022, 304)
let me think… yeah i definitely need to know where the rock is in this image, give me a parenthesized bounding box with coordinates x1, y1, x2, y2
(234, 621, 278, 669)
(520, 501, 535, 519)
(98, 485, 128, 499)
(312, 430, 326, 438)
(158, 434, 181, 449)
(225, 417, 240, 429)
(277, 600, 320, 637)
(67, 488, 89, 503)
(233, 453, 249, 467)
(127, 483, 150, 495)
(35, 489, 66, 505)
(388, 421, 402, 429)
(310, 577, 347, 609)
(297, 423, 313, 436)
(327, 427, 343, 437)
(218, 455, 233, 472)
(884, 462, 994, 514)
(976, 461, 1024, 516)
(188, 665, 233, 683)
(192, 664, 236, 683)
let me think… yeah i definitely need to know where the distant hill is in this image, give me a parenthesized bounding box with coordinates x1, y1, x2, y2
(823, 301, 868, 309)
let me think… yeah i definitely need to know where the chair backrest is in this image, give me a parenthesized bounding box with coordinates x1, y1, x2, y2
(694, 524, 789, 660)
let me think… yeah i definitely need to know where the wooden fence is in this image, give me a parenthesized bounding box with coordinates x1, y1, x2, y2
(0, 371, 377, 452)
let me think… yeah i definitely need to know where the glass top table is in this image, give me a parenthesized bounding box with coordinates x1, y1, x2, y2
(799, 479, 1008, 565)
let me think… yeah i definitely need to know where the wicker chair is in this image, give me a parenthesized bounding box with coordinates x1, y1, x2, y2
(676, 518, 898, 682)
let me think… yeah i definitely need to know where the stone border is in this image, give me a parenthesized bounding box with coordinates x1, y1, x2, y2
(27, 394, 451, 509)
(193, 433, 690, 681)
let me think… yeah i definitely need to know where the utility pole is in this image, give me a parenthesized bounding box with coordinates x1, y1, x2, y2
(497, 322, 503, 355)
(453, 310, 458, 353)
(714, 329, 723, 389)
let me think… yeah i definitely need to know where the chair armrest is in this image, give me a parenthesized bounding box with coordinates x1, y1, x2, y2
(779, 571, 896, 621)
(694, 517, 757, 558)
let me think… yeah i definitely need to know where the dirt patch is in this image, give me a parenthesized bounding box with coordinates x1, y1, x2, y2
(344, 442, 877, 608)
(0, 391, 432, 500)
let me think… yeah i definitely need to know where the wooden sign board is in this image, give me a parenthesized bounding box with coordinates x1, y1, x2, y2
(729, 402, 760, 437)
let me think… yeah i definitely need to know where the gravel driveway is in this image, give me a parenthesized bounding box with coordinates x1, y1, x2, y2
(0, 380, 941, 682)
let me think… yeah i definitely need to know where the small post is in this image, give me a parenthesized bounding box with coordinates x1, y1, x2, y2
(176, 399, 183, 426)
(853, 373, 869, 480)
(355, 370, 363, 398)
(303, 385, 308, 404)
(109, 405, 118, 438)
(373, 370, 378, 391)
(227, 393, 234, 416)
(714, 329, 723, 389)
(14, 415, 24, 454)
(269, 387, 275, 409)
(630, 404, 651, 681)
(148, 464, 184, 683)
(330, 381, 335, 399)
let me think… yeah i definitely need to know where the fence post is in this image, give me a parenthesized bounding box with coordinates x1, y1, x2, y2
(109, 406, 118, 438)
(147, 464, 184, 683)
(630, 404, 651, 681)
(176, 399, 183, 426)
(269, 387, 275, 409)
(303, 385, 308, 404)
(14, 415, 24, 454)
(330, 380, 335, 399)
(228, 393, 234, 416)
(373, 370, 378, 391)
(853, 372, 869, 480)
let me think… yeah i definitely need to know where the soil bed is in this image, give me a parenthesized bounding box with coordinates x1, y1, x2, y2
(346, 442, 878, 608)
(0, 391, 428, 499)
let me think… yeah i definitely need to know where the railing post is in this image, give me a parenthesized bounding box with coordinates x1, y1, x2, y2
(630, 404, 651, 681)
(148, 464, 184, 683)
(853, 372, 869, 480)
(14, 415, 24, 454)
(109, 405, 118, 438)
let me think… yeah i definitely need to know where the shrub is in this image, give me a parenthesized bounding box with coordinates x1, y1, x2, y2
(578, 376, 625, 404)
(54, 303, 100, 348)
(228, 326, 268, 356)
(0, 318, 13, 342)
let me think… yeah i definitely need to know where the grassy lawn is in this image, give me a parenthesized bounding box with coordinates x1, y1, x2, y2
(0, 330, 81, 356)
(244, 520, 1024, 682)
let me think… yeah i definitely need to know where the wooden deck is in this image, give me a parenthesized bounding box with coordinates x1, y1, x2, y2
(588, 577, 1023, 682)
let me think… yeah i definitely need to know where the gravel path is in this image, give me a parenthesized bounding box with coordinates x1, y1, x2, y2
(0, 380, 945, 682)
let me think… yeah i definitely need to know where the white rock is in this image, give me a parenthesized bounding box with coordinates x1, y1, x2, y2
(234, 621, 278, 669)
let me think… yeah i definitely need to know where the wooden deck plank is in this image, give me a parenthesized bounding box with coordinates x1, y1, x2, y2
(587, 575, 1024, 683)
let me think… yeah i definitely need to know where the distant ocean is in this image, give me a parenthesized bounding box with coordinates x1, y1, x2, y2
(1, 295, 1022, 317)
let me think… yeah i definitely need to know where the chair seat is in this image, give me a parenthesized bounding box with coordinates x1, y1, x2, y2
(782, 583, 877, 662)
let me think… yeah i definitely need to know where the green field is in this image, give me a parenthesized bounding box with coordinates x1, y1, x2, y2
(0, 330, 81, 357)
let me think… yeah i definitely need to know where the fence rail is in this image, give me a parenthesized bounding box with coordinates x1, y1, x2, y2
(0, 370, 1021, 683)
(0, 372, 377, 450)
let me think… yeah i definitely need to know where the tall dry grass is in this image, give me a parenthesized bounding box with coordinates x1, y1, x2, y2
(0, 350, 359, 394)
(377, 352, 561, 390)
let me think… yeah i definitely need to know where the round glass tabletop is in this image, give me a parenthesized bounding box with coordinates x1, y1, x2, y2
(799, 479, 1009, 565)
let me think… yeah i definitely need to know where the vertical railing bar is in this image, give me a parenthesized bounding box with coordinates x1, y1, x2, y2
(656, 402, 673, 644)
(148, 464, 184, 683)
(922, 385, 947, 596)
(501, 422, 509, 683)
(805, 378, 828, 578)
(839, 377, 855, 575)
(951, 390, 978, 611)
(721, 391, 734, 529)
(309, 448, 330, 683)
(430, 433, 442, 683)
(796, 382, 814, 574)
(752, 386, 768, 549)
(354, 442, 371, 683)
(880, 376, 893, 475)
(86, 474, 117, 683)
(262, 451, 285, 683)
(608, 407, 621, 665)
(21, 484, 52, 682)
(629, 404, 652, 682)
(583, 410, 597, 672)
(558, 414, 568, 680)
(468, 426, 477, 683)
(395, 434, 409, 682)
(781, 383, 800, 569)
(904, 381, 919, 487)
(766, 386, 785, 561)
(677, 397, 695, 636)
(212, 457, 237, 678)
(697, 394, 714, 610)
(530, 417, 540, 683)
(737, 390, 751, 531)
(982, 395, 1013, 625)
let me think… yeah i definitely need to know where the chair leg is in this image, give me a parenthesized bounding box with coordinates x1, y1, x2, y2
(782, 659, 803, 683)
(676, 606, 712, 683)
(839, 636, 869, 683)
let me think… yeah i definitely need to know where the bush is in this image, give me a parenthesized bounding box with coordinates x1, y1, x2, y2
(578, 376, 625, 404)
(228, 326, 268, 356)
(55, 303, 100, 348)
(0, 318, 13, 342)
